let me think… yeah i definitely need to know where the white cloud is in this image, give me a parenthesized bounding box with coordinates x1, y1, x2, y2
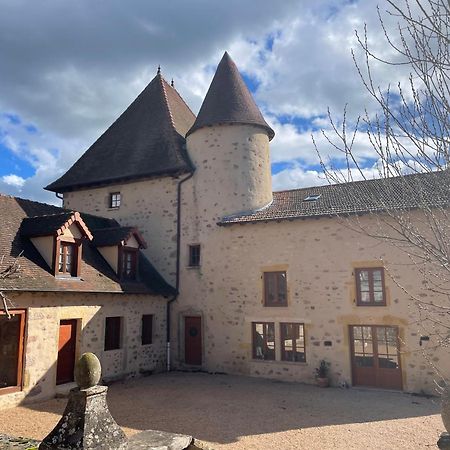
(1, 174, 25, 188)
(0, 0, 426, 201)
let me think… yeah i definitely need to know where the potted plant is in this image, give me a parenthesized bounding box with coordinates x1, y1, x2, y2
(315, 360, 330, 387)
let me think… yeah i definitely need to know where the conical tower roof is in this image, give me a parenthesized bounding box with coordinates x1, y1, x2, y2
(186, 52, 274, 140)
(46, 73, 195, 193)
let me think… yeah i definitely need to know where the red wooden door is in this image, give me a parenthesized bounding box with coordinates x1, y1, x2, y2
(185, 316, 202, 365)
(56, 320, 77, 385)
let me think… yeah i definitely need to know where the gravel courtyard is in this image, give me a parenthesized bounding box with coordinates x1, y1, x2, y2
(0, 372, 444, 449)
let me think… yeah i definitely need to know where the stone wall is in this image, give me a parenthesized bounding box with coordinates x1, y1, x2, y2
(63, 177, 179, 285)
(0, 291, 167, 409)
(186, 124, 273, 221)
(173, 201, 449, 394)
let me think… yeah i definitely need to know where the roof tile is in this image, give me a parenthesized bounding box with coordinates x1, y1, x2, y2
(187, 52, 274, 140)
(46, 74, 195, 193)
(220, 171, 450, 224)
(0, 194, 175, 296)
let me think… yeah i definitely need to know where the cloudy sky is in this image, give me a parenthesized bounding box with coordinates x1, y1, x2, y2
(0, 0, 413, 204)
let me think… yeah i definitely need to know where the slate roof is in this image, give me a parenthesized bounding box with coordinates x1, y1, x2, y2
(0, 194, 175, 296)
(219, 170, 450, 225)
(20, 211, 92, 240)
(92, 226, 146, 248)
(45, 73, 195, 193)
(186, 52, 275, 140)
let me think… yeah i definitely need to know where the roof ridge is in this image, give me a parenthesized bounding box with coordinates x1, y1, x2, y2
(272, 170, 446, 195)
(158, 74, 177, 131)
(168, 81, 197, 119)
(22, 210, 73, 220)
(0, 192, 61, 207)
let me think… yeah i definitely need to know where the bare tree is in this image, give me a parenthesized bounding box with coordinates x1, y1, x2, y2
(0, 252, 22, 319)
(315, 0, 450, 373)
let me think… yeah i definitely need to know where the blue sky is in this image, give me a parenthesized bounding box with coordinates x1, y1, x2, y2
(0, 0, 414, 203)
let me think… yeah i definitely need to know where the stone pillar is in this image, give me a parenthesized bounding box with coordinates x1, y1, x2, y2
(39, 353, 127, 450)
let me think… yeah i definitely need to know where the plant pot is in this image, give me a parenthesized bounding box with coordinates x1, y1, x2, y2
(442, 385, 450, 433)
(317, 377, 329, 388)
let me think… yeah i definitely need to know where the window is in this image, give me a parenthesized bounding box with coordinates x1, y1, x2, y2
(104, 316, 122, 351)
(303, 194, 321, 202)
(355, 268, 386, 306)
(0, 310, 25, 394)
(263, 271, 287, 306)
(252, 322, 275, 360)
(58, 242, 77, 276)
(121, 248, 137, 280)
(109, 192, 121, 209)
(188, 244, 201, 267)
(280, 323, 306, 362)
(141, 314, 153, 345)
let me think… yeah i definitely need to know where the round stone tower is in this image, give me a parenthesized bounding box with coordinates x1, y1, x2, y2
(186, 52, 274, 221)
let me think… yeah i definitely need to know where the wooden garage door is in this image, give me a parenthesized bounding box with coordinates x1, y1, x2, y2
(350, 325, 402, 390)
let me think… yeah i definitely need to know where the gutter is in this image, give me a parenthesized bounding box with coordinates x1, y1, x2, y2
(166, 170, 194, 371)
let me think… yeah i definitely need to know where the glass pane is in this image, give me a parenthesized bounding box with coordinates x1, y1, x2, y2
(362, 327, 372, 340)
(373, 269, 382, 281)
(277, 273, 287, 303)
(353, 326, 362, 339)
(360, 292, 370, 303)
(378, 355, 399, 369)
(66, 245, 73, 271)
(59, 247, 64, 272)
(355, 355, 374, 367)
(359, 270, 369, 282)
(353, 339, 364, 353)
(373, 291, 384, 302)
(266, 274, 276, 303)
(265, 323, 275, 360)
(0, 314, 21, 388)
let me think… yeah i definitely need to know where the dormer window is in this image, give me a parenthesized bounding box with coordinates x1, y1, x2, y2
(92, 226, 147, 281)
(21, 211, 93, 280)
(58, 242, 77, 276)
(121, 248, 137, 280)
(110, 192, 121, 209)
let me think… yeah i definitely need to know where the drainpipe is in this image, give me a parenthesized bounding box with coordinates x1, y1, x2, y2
(166, 170, 194, 371)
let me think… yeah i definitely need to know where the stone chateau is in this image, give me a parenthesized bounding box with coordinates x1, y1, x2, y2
(1, 52, 449, 409)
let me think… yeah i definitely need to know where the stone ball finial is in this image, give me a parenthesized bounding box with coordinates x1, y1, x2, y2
(74, 352, 102, 389)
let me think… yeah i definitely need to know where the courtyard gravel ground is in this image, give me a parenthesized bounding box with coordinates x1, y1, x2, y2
(0, 372, 444, 449)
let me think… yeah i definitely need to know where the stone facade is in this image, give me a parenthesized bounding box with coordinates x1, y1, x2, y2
(0, 291, 166, 409)
(186, 124, 273, 220)
(64, 177, 179, 285)
(51, 54, 449, 396)
(174, 210, 447, 393)
(61, 144, 450, 395)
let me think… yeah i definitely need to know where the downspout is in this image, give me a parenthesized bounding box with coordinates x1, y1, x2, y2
(166, 170, 194, 371)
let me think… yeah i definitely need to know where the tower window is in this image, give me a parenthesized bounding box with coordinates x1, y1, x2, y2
(109, 192, 121, 209)
(189, 244, 201, 267)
